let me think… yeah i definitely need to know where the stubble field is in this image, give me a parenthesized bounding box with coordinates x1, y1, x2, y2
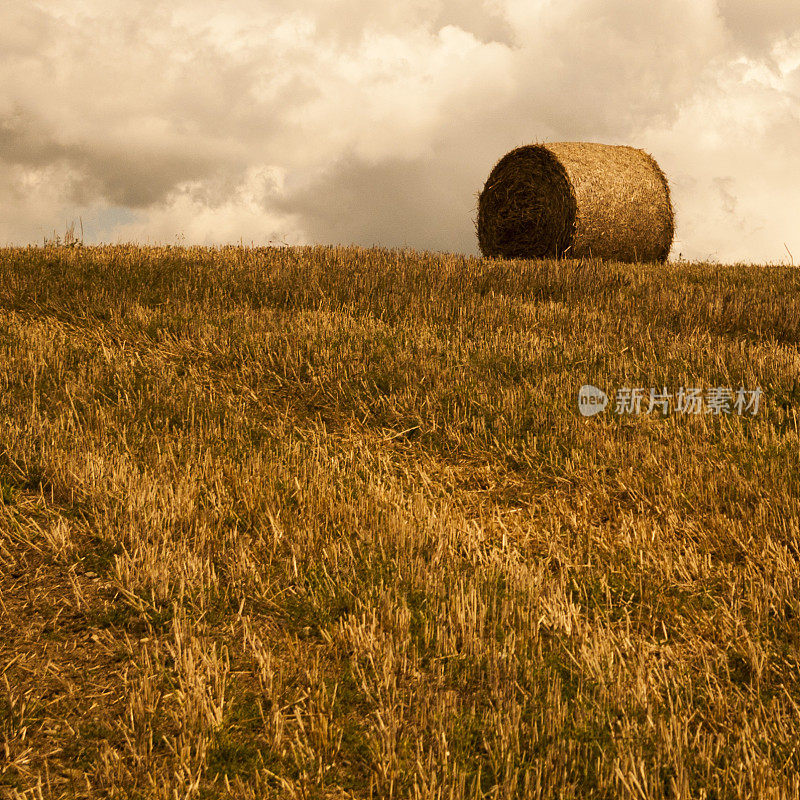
(0, 243, 799, 799)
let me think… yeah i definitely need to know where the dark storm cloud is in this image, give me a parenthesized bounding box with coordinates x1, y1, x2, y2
(717, 0, 800, 57)
(272, 150, 483, 253)
(0, 108, 228, 207)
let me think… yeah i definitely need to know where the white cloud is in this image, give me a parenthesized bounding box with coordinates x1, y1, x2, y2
(1, 0, 799, 263)
(638, 39, 800, 262)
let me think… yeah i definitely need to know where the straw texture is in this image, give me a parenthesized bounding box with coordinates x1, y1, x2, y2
(477, 142, 674, 263)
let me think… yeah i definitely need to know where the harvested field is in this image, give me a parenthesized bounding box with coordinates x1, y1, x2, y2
(0, 244, 799, 799)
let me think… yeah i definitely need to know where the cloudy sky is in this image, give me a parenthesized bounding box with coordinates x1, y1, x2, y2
(1, 0, 798, 263)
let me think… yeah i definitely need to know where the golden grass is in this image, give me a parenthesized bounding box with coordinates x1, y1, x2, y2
(0, 243, 799, 798)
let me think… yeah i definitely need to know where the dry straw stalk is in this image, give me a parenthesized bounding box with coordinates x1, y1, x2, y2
(477, 141, 674, 263)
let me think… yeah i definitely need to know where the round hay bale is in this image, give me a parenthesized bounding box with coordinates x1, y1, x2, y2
(477, 142, 674, 263)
